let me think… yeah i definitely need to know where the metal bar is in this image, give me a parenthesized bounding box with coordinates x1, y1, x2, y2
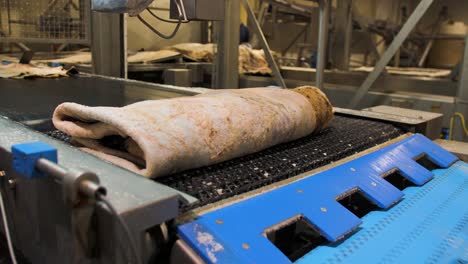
(453, 35, 468, 141)
(316, 0, 330, 89)
(257, 2, 269, 26)
(250, 2, 268, 49)
(6, 0, 12, 35)
(36, 158, 68, 182)
(242, 0, 286, 88)
(91, 13, 127, 78)
(0, 37, 90, 45)
(6, 20, 36, 25)
(213, 0, 240, 88)
(14, 43, 31, 52)
(394, 2, 405, 68)
(349, 0, 435, 109)
(333, 0, 353, 71)
(282, 24, 308, 56)
(56, 43, 69, 52)
(200, 21, 209, 43)
(449, 61, 462, 80)
(0, 10, 2, 52)
(42, 0, 60, 17)
(418, 12, 444, 67)
(270, 5, 278, 40)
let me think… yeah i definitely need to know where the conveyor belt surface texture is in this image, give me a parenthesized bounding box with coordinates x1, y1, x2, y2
(158, 115, 405, 211)
(46, 115, 405, 211)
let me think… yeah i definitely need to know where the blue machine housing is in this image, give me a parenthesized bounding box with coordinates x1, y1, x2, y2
(178, 134, 467, 263)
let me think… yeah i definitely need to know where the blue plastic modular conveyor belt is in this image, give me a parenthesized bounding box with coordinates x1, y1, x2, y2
(178, 134, 467, 263)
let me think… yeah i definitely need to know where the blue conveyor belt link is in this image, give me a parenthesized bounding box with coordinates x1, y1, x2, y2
(178, 134, 466, 263)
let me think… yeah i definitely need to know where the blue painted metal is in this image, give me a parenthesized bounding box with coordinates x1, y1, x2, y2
(297, 161, 468, 264)
(178, 134, 460, 264)
(11, 142, 58, 179)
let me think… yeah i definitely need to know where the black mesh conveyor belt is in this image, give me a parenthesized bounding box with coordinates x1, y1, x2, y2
(159, 115, 404, 211)
(46, 115, 405, 211)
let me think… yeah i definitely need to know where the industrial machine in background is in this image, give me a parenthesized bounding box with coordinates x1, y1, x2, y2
(0, 1, 467, 262)
(0, 74, 467, 263)
(2, 0, 467, 143)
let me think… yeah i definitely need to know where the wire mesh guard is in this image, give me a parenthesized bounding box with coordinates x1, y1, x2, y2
(0, 0, 90, 44)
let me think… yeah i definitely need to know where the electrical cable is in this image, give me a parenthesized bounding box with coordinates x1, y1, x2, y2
(97, 193, 142, 264)
(137, 0, 187, 39)
(146, 8, 188, 24)
(137, 14, 182, 39)
(0, 189, 18, 264)
(449, 112, 468, 140)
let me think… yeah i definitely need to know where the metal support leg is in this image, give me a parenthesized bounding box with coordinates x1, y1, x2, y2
(349, 0, 434, 109)
(449, 61, 462, 80)
(91, 12, 127, 78)
(242, 0, 286, 88)
(453, 35, 468, 141)
(213, 0, 240, 89)
(332, 0, 353, 71)
(249, 2, 268, 49)
(316, 0, 330, 89)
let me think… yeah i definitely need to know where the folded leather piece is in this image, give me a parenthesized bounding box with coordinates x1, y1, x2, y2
(53, 86, 333, 178)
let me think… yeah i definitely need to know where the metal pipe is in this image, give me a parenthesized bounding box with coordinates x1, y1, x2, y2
(6, 0, 12, 35)
(36, 158, 68, 182)
(316, 0, 330, 89)
(91, 13, 127, 78)
(36, 158, 106, 201)
(213, 0, 240, 89)
(333, 0, 353, 71)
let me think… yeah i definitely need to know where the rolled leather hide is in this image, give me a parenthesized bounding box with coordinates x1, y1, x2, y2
(52, 86, 333, 178)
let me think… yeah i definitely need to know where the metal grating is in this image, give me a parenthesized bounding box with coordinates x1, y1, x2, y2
(157, 115, 405, 211)
(0, 0, 91, 44)
(46, 115, 405, 211)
